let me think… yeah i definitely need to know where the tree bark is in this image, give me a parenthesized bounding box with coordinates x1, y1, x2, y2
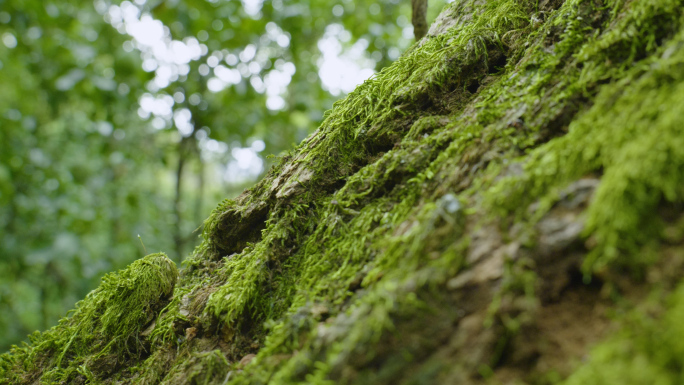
(4, 1, 684, 384)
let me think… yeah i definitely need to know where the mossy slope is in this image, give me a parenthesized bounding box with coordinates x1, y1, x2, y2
(4, 0, 684, 383)
(0, 253, 178, 384)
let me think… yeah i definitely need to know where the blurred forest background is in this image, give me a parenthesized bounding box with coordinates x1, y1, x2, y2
(0, 0, 448, 351)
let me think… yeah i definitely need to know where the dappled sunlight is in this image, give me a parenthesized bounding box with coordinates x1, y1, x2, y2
(317, 24, 376, 96)
(103, 1, 388, 180)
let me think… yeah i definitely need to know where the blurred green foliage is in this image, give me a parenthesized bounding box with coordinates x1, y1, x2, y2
(0, 0, 447, 350)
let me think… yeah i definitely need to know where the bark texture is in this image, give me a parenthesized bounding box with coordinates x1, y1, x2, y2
(4, 0, 684, 384)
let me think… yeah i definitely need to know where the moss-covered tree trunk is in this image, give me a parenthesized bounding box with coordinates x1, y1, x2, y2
(4, 0, 684, 383)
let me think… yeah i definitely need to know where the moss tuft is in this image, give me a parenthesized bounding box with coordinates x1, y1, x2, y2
(0, 253, 177, 384)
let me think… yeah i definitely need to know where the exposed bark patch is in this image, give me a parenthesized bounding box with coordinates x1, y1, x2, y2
(211, 203, 270, 257)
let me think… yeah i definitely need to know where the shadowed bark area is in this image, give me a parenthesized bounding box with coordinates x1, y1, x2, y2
(5, 0, 684, 384)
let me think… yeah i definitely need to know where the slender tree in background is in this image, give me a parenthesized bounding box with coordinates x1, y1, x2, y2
(412, 0, 428, 39)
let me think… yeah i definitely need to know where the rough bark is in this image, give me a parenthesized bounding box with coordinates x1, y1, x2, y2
(4, 0, 684, 384)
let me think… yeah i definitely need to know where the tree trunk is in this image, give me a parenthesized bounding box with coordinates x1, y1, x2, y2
(4, 0, 684, 384)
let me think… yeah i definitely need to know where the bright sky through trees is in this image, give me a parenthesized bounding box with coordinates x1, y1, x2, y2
(104, 0, 409, 183)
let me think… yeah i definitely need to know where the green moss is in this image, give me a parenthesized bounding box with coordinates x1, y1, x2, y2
(5, 0, 684, 383)
(0, 253, 177, 384)
(564, 283, 684, 385)
(216, 0, 684, 380)
(160, 350, 230, 385)
(484, 0, 684, 272)
(200, 0, 532, 329)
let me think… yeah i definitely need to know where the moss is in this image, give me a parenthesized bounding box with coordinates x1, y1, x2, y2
(5, 0, 684, 383)
(159, 350, 230, 385)
(0, 253, 177, 384)
(484, 0, 684, 273)
(563, 282, 684, 385)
